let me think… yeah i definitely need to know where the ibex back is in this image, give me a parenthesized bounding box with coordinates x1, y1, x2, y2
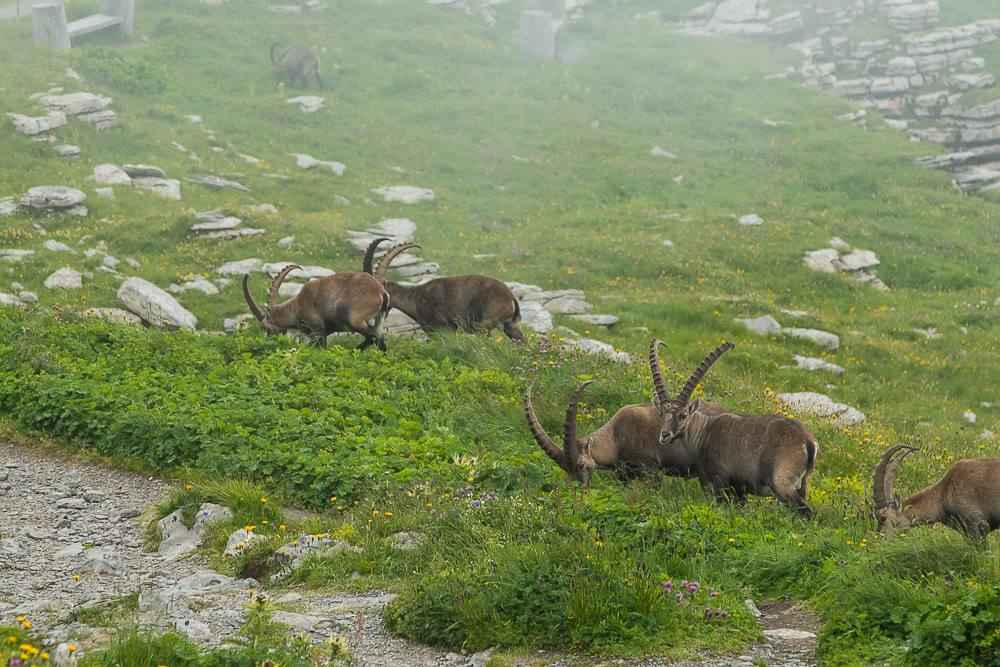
(270, 42, 323, 92)
(872, 445, 1000, 537)
(656, 340, 818, 519)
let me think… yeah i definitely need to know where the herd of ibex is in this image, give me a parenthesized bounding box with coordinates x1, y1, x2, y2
(242, 238, 524, 351)
(528, 339, 998, 536)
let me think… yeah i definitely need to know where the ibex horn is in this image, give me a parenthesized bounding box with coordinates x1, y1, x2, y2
(242, 274, 266, 322)
(362, 238, 391, 275)
(872, 445, 918, 509)
(525, 386, 569, 473)
(374, 242, 422, 283)
(562, 381, 595, 476)
(267, 264, 302, 312)
(676, 342, 735, 406)
(649, 339, 670, 403)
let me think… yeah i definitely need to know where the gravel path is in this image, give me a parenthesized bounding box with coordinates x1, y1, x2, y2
(0, 438, 820, 667)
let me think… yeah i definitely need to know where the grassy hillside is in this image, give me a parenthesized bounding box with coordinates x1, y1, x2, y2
(2, 0, 1000, 665)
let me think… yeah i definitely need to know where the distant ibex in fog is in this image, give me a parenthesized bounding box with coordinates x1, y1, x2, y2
(365, 239, 523, 341)
(657, 341, 819, 519)
(872, 445, 1000, 537)
(271, 42, 323, 92)
(241, 240, 416, 351)
(523, 339, 725, 486)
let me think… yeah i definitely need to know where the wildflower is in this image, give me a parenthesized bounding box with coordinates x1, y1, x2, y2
(186, 485, 192, 489)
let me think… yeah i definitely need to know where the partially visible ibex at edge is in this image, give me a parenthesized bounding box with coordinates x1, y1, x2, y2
(241, 240, 417, 351)
(365, 239, 524, 341)
(657, 341, 819, 519)
(872, 445, 1000, 537)
(270, 42, 323, 92)
(523, 339, 724, 486)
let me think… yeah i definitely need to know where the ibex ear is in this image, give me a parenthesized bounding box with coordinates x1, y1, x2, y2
(688, 399, 702, 414)
(264, 304, 273, 320)
(893, 491, 902, 509)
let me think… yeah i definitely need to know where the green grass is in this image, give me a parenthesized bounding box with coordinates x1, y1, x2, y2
(3, 0, 1000, 664)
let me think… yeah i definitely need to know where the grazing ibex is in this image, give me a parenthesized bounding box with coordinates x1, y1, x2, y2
(872, 445, 1000, 537)
(365, 239, 523, 341)
(657, 341, 819, 519)
(523, 340, 708, 486)
(241, 240, 417, 351)
(270, 42, 323, 92)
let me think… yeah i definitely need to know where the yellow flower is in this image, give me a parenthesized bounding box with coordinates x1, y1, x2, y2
(728, 538, 735, 543)
(42, 653, 50, 660)
(261, 498, 267, 503)
(386, 512, 393, 517)
(186, 485, 192, 489)
(22, 622, 30, 629)
(68, 646, 76, 652)
(468, 477, 474, 483)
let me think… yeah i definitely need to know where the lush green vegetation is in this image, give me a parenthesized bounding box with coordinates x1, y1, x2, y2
(3, 0, 1000, 664)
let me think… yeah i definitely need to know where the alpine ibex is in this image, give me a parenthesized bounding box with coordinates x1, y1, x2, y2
(872, 445, 1000, 537)
(523, 340, 706, 486)
(241, 240, 417, 351)
(270, 42, 323, 92)
(657, 341, 819, 519)
(364, 239, 523, 341)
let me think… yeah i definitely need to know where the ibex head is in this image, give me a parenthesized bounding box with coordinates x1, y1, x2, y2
(525, 381, 597, 486)
(242, 264, 301, 335)
(871, 445, 920, 533)
(651, 339, 734, 445)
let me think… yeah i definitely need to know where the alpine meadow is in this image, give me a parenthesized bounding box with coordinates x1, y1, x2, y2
(2, 1, 1000, 666)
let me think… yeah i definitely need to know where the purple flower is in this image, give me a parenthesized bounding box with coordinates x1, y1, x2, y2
(181, 506, 187, 510)
(720, 611, 728, 618)
(710, 591, 718, 597)
(431, 510, 436, 515)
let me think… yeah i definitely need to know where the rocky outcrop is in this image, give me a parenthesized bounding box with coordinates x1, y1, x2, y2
(117, 277, 198, 329)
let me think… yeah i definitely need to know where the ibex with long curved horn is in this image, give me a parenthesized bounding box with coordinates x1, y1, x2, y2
(241, 240, 417, 351)
(872, 445, 1000, 537)
(523, 340, 728, 485)
(657, 341, 819, 519)
(364, 239, 523, 341)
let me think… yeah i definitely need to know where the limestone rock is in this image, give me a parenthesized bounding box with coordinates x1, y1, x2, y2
(383, 309, 422, 336)
(21, 186, 86, 209)
(738, 214, 763, 226)
(224, 314, 256, 331)
(289, 153, 346, 175)
(835, 249, 879, 271)
(765, 628, 817, 640)
(216, 259, 262, 275)
(224, 528, 265, 556)
(38, 92, 112, 115)
(122, 164, 167, 179)
(0, 198, 17, 217)
(191, 216, 241, 232)
(388, 531, 427, 551)
(782, 327, 839, 351)
(43, 240, 74, 253)
(803, 249, 839, 273)
(734, 315, 781, 336)
(286, 96, 325, 112)
(7, 110, 67, 135)
(132, 177, 181, 201)
(44, 267, 83, 290)
(117, 277, 198, 329)
(95, 188, 115, 200)
(88, 164, 131, 185)
(573, 338, 631, 363)
(157, 503, 233, 559)
(712, 0, 759, 23)
(367, 218, 417, 242)
(371, 186, 435, 204)
(270, 611, 325, 631)
(260, 263, 334, 280)
(780, 355, 845, 374)
(569, 314, 618, 329)
(651, 146, 676, 158)
(185, 175, 250, 192)
(83, 308, 142, 325)
(776, 392, 865, 426)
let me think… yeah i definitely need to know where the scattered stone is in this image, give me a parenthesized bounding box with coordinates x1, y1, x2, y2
(7, 110, 67, 135)
(734, 315, 781, 336)
(190, 217, 241, 232)
(780, 355, 844, 374)
(122, 164, 167, 179)
(782, 327, 839, 351)
(286, 96, 325, 113)
(289, 153, 346, 175)
(224, 528, 265, 556)
(277, 236, 294, 247)
(55, 144, 80, 157)
(157, 504, 233, 559)
(216, 259, 262, 275)
(224, 314, 256, 331)
(738, 213, 763, 225)
(964, 410, 977, 423)
(38, 92, 112, 115)
(764, 628, 817, 640)
(185, 175, 251, 192)
(572, 338, 631, 363)
(776, 392, 866, 426)
(44, 268, 83, 290)
(42, 240, 74, 253)
(83, 308, 142, 325)
(260, 263, 335, 280)
(371, 186, 435, 204)
(132, 177, 181, 201)
(569, 314, 618, 330)
(20, 186, 86, 211)
(388, 532, 427, 551)
(651, 146, 676, 158)
(95, 188, 115, 200)
(117, 277, 198, 329)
